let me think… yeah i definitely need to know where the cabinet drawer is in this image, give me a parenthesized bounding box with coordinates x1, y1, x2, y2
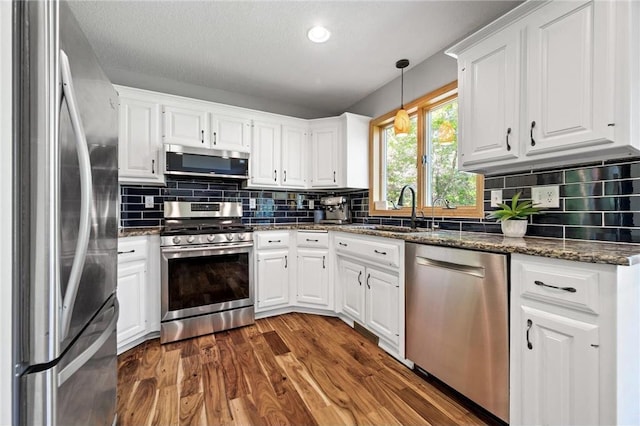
(297, 231, 329, 248)
(335, 235, 400, 268)
(517, 259, 600, 315)
(117, 237, 147, 263)
(255, 232, 290, 249)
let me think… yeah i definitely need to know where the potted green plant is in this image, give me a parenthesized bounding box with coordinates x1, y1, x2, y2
(486, 192, 543, 237)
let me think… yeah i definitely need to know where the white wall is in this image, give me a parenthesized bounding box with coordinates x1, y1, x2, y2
(0, 1, 12, 424)
(346, 49, 457, 119)
(107, 67, 334, 120)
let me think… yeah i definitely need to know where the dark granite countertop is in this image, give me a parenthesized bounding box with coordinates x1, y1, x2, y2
(118, 227, 163, 237)
(252, 224, 640, 266)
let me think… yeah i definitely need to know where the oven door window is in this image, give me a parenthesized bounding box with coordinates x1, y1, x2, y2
(167, 252, 249, 311)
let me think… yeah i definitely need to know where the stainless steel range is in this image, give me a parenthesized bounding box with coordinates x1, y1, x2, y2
(160, 201, 254, 343)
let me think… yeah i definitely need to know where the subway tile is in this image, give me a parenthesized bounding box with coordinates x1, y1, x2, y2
(121, 195, 142, 204)
(120, 212, 141, 220)
(565, 196, 640, 211)
(142, 211, 164, 219)
(561, 182, 603, 198)
(565, 226, 640, 243)
(484, 176, 505, 189)
(565, 163, 640, 183)
(504, 171, 563, 188)
(533, 212, 602, 226)
(122, 219, 161, 227)
(604, 179, 640, 195)
(526, 224, 564, 238)
(124, 187, 160, 196)
(177, 181, 209, 190)
(461, 222, 501, 233)
(604, 212, 640, 227)
(502, 187, 532, 199)
(163, 188, 193, 197)
(437, 221, 461, 231)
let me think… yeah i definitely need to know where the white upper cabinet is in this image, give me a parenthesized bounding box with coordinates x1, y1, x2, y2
(250, 120, 282, 187)
(210, 113, 251, 152)
(525, 0, 614, 156)
(162, 103, 210, 147)
(448, 0, 640, 174)
(117, 88, 164, 185)
(281, 125, 307, 188)
(310, 113, 370, 189)
(458, 25, 521, 167)
(310, 122, 340, 188)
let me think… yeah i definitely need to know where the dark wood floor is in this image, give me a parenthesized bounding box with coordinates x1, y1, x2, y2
(117, 313, 491, 425)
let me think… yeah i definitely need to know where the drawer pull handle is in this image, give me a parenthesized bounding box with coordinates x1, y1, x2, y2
(283, 170, 287, 182)
(201, 130, 204, 144)
(357, 271, 362, 286)
(284, 255, 288, 269)
(526, 319, 533, 350)
(530, 121, 536, 146)
(268, 240, 281, 243)
(506, 127, 511, 151)
(534, 280, 576, 293)
(117, 249, 135, 255)
(322, 256, 326, 269)
(366, 273, 371, 289)
(151, 159, 155, 174)
(374, 249, 387, 255)
(338, 242, 348, 247)
(306, 238, 319, 242)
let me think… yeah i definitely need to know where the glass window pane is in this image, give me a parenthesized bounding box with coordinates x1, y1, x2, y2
(383, 117, 417, 206)
(426, 101, 476, 207)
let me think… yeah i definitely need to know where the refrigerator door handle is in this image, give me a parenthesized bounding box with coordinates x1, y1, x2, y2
(58, 299, 118, 386)
(59, 49, 94, 340)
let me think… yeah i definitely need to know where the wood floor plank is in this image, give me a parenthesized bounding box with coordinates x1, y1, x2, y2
(152, 385, 179, 426)
(118, 313, 490, 426)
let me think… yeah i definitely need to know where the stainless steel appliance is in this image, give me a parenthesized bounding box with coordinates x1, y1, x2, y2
(165, 144, 250, 180)
(13, 1, 119, 424)
(319, 196, 351, 224)
(405, 243, 509, 422)
(160, 201, 254, 343)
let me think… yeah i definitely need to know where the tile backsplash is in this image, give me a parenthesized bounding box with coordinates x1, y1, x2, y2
(121, 156, 640, 244)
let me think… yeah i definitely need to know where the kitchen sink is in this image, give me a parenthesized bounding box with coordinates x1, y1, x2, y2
(346, 224, 431, 233)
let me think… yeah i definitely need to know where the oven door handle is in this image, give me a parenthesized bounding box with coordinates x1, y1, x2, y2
(162, 242, 254, 254)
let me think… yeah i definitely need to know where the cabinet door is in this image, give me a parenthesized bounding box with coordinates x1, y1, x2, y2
(296, 249, 329, 308)
(256, 249, 290, 310)
(526, 0, 614, 156)
(338, 258, 365, 322)
(250, 121, 281, 187)
(163, 104, 209, 147)
(281, 125, 307, 188)
(212, 114, 251, 152)
(518, 305, 599, 425)
(310, 125, 340, 187)
(365, 267, 399, 344)
(458, 25, 521, 168)
(116, 260, 147, 346)
(118, 96, 163, 184)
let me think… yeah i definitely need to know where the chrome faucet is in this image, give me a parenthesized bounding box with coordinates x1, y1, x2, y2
(398, 185, 417, 230)
(430, 197, 456, 231)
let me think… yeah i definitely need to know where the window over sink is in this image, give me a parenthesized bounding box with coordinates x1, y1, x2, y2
(370, 81, 484, 218)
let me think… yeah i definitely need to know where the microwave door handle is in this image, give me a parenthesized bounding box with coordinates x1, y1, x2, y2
(59, 49, 94, 341)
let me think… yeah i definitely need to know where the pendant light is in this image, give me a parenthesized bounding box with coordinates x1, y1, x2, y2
(394, 59, 410, 137)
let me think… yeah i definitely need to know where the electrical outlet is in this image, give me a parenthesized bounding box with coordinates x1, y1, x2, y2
(308, 199, 314, 209)
(531, 185, 560, 208)
(249, 198, 256, 209)
(144, 196, 154, 208)
(490, 190, 503, 207)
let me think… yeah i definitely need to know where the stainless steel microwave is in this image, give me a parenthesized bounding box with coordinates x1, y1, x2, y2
(164, 144, 249, 180)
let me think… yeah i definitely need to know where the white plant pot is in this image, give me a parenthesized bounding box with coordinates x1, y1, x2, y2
(501, 220, 528, 238)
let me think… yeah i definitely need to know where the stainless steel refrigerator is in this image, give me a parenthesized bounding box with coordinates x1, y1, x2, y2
(13, 1, 119, 424)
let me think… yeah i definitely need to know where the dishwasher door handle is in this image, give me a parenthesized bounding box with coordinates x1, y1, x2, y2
(416, 256, 485, 278)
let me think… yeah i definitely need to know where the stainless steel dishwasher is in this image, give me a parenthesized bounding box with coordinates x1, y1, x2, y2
(405, 243, 509, 422)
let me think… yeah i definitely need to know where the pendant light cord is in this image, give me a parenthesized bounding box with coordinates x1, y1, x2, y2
(400, 68, 404, 109)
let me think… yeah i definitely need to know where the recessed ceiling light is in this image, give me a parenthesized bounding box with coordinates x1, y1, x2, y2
(307, 26, 331, 43)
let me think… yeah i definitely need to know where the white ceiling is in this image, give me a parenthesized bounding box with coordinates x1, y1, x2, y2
(68, 0, 522, 117)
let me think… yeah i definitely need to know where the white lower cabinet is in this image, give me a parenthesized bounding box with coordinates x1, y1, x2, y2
(116, 235, 160, 354)
(255, 231, 291, 312)
(510, 254, 640, 425)
(296, 249, 330, 308)
(334, 232, 404, 358)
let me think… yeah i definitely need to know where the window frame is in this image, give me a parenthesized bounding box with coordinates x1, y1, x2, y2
(368, 81, 484, 218)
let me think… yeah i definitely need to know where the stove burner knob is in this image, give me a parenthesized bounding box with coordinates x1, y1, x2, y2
(226, 233, 234, 241)
(207, 234, 215, 242)
(172, 236, 181, 245)
(237, 233, 246, 241)
(187, 236, 195, 243)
